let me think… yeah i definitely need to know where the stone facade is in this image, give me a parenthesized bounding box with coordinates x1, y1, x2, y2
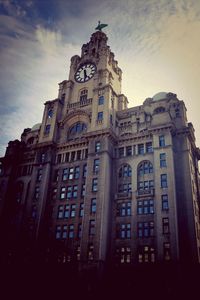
(0, 30, 200, 271)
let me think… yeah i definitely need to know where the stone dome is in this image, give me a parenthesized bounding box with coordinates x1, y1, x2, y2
(152, 92, 168, 101)
(31, 123, 41, 131)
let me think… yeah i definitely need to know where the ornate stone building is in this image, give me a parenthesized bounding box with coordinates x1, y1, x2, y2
(0, 28, 200, 274)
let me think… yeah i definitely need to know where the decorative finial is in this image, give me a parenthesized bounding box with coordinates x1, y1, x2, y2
(95, 21, 108, 31)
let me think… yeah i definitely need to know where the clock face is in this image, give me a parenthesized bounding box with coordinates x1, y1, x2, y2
(74, 63, 96, 83)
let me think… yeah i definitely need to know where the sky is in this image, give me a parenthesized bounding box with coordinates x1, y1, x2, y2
(0, 0, 200, 156)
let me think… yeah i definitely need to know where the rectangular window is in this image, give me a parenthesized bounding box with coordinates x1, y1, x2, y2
(68, 167, 74, 179)
(85, 149, 88, 159)
(162, 194, 169, 210)
(74, 166, 80, 179)
(62, 225, 67, 239)
(92, 178, 98, 192)
(66, 185, 78, 199)
(159, 135, 165, 147)
(88, 244, 94, 261)
(68, 224, 74, 238)
(138, 144, 144, 155)
(56, 225, 67, 239)
(62, 168, 68, 181)
(55, 225, 62, 239)
(119, 147, 124, 158)
(83, 164, 87, 178)
(137, 222, 154, 238)
(97, 111, 103, 121)
(89, 220, 95, 236)
(161, 174, 168, 188)
(65, 152, 70, 162)
(78, 224, 82, 239)
(126, 146, 132, 156)
(52, 188, 57, 200)
(71, 151, 76, 161)
(64, 204, 70, 218)
(95, 141, 101, 152)
(162, 218, 170, 234)
(40, 153, 46, 163)
(91, 198, 97, 213)
(57, 205, 64, 219)
(36, 169, 42, 182)
(138, 246, 155, 263)
(137, 199, 154, 215)
(98, 96, 104, 105)
(93, 159, 100, 174)
(34, 187, 39, 200)
(44, 124, 51, 135)
(80, 89, 87, 102)
(60, 187, 66, 200)
(66, 186, 72, 199)
(77, 150, 81, 160)
(72, 185, 78, 198)
(117, 223, 131, 239)
(118, 202, 131, 216)
(118, 223, 131, 239)
(70, 204, 76, 218)
(163, 243, 171, 261)
(79, 203, 84, 217)
(116, 247, 131, 264)
(81, 184, 86, 197)
(146, 142, 153, 153)
(160, 153, 167, 167)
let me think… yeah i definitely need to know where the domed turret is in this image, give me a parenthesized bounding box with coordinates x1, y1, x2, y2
(31, 123, 41, 132)
(152, 92, 168, 101)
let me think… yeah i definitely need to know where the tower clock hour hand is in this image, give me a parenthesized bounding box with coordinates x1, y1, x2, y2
(84, 69, 87, 80)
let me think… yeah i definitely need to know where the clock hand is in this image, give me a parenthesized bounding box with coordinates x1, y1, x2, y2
(84, 69, 87, 80)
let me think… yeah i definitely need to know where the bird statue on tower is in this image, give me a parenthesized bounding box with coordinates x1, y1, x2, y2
(95, 21, 108, 31)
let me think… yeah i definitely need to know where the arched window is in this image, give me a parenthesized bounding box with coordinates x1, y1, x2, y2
(154, 107, 165, 114)
(68, 122, 87, 140)
(138, 161, 153, 176)
(119, 164, 132, 178)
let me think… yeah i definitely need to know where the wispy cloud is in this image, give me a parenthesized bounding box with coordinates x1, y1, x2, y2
(0, 10, 80, 155)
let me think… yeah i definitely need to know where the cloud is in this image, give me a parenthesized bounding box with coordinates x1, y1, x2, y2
(0, 14, 80, 156)
(0, 0, 200, 156)
(0, 0, 27, 17)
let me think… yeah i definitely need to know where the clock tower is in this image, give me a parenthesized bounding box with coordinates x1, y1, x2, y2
(57, 28, 128, 133)
(1, 22, 200, 291)
(37, 26, 128, 269)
